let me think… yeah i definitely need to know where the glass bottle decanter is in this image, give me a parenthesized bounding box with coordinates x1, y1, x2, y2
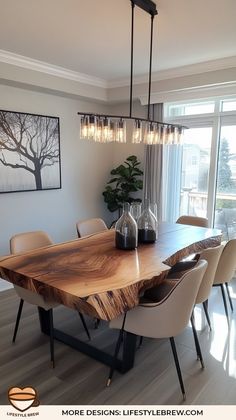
(115, 202, 138, 250)
(130, 201, 142, 223)
(138, 199, 157, 243)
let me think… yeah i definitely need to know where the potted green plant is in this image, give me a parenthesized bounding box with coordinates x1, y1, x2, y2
(103, 155, 143, 218)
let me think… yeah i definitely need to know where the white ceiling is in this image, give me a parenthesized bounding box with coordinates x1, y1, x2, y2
(0, 0, 236, 82)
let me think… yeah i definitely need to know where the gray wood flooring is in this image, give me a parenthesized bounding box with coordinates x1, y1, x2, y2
(0, 279, 236, 405)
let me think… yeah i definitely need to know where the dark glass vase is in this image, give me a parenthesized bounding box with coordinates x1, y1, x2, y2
(115, 203, 138, 250)
(138, 199, 157, 243)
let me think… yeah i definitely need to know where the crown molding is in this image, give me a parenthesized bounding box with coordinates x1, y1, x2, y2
(108, 56, 236, 88)
(1, 49, 236, 92)
(139, 81, 236, 105)
(0, 49, 107, 89)
(1, 49, 236, 102)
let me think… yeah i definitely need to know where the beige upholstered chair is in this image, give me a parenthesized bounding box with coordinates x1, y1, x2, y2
(149, 245, 224, 331)
(176, 215, 209, 228)
(10, 230, 90, 367)
(11, 231, 53, 254)
(76, 218, 108, 238)
(195, 244, 224, 329)
(108, 260, 208, 399)
(213, 239, 236, 322)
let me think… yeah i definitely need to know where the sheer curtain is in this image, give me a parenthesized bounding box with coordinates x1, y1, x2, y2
(162, 144, 183, 222)
(143, 104, 164, 219)
(143, 103, 183, 223)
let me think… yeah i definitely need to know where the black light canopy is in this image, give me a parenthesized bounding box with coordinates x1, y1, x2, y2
(132, 0, 158, 16)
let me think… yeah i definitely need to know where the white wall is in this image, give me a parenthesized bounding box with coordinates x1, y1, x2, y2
(0, 83, 113, 255)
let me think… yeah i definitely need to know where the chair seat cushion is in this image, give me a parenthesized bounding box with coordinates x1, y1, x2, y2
(143, 279, 177, 303)
(143, 260, 198, 302)
(168, 260, 198, 278)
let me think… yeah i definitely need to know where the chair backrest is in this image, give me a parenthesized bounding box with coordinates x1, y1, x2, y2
(196, 244, 224, 304)
(10, 231, 52, 254)
(10, 231, 54, 309)
(176, 215, 208, 228)
(76, 218, 108, 237)
(110, 260, 208, 339)
(214, 239, 236, 285)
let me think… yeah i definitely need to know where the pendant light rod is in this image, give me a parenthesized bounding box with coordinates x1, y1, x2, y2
(132, 0, 157, 16)
(77, 111, 187, 129)
(129, 1, 135, 118)
(147, 14, 154, 120)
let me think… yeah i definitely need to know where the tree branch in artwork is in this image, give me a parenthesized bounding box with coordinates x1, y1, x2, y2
(0, 111, 60, 190)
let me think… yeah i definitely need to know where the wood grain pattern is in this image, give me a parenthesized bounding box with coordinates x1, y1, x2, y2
(0, 223, 221, 321)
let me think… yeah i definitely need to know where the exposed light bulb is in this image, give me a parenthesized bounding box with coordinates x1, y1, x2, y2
(80, 116, 89, 139)
(115, 119, 126, 143)
(144, 122, 156, 145)
(159, 125, 167, 145)
(102, 118, 111, 143)
(167, 126, 175, 144)
(87, 116, 98, 140)
(132, 120, 142, 144)
(95, 119, 103, 142)
(108, 122, 115, 143)
(178, 127, 184, 145)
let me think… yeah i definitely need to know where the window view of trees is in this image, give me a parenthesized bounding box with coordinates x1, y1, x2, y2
(215, 128, 236, 239)
(216, 138, 236, 209)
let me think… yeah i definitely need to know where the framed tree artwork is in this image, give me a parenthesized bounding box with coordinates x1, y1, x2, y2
(0, 110, 61, 193)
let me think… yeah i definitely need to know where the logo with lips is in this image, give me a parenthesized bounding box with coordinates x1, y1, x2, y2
(8, 386, 40, 412)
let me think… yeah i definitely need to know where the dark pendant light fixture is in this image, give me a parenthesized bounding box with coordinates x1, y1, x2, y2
(78, 0, 185, 145)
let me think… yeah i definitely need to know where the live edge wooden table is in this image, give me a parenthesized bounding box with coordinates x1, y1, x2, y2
(0, 222, 221, 373)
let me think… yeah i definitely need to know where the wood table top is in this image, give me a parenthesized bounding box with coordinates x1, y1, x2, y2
(0, 222, 221, 320)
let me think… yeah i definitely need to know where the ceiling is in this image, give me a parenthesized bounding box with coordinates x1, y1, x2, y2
(0, 0, 236, 82)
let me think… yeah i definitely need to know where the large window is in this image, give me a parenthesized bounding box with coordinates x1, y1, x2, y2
(164, 97, 236, 239)
(180, 127, 212, 218)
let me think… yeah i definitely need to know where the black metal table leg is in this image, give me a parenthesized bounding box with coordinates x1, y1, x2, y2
(38, 306, 50, 334)
(121, 331, 137, 373)
(38, 307, 137, 373)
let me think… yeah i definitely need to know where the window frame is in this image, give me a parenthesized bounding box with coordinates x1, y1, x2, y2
(164, 97, 236, 226)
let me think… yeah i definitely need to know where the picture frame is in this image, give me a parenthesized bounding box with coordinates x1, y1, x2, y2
(0, 109, 61, 193)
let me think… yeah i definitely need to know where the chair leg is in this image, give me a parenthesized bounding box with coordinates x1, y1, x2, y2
(225, 283, 233, 312)
(107, 314, 126, 387)
(169, 337, 186, 400)
(202, 300, 212, 331)
(48, 309, 55, 368)
(12, 299, 24, 343)
(190, 314, 205, 369)
(78, 312, 91, 340)
(138, 336, 143, 348)
(220, 284, 230, 324)
(94, 318, 100, 329)
(191, 309, 199, 360)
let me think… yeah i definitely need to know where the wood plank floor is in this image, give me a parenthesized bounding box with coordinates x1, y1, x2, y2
(0, 279, 236, 405)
